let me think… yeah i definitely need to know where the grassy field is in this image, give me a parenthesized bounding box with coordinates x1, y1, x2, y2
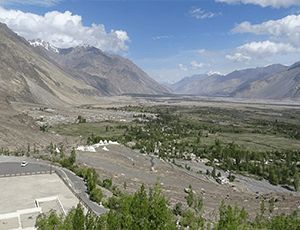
(49, 121, 128, 139)
(49, 105, 300, 152)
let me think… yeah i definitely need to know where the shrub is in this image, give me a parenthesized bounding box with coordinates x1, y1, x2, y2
(90, 188, 103, 204)
(228, 173, 236, 182)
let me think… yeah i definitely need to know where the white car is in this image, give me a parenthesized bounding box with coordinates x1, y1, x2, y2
(21, 161, 28, 167)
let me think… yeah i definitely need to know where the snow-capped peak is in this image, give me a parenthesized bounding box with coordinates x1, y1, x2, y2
(77, 44, 90, 48)
(28, 39, 59, 53)
(206, 70, 222, 76)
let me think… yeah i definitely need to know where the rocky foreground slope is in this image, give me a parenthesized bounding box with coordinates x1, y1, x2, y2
(0, 96, 85, 153)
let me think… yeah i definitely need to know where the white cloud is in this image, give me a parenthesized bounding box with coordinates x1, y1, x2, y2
(0, 0, 62, 6)
(232, 14, 300, 45)
(189, 8, 221, 19)
(0, 7, 130, 52)
(190, 61, 210, 69)
(226, 40, 300, 64)
(179, 64, 188, 71)
(226, 53, 252, 64)
(215, 0, 300, 8)
(197, 49, 206, 55)
(237, 40, 299, 57)
(152, 35, 172, 41)
(227, 14, 300, 64)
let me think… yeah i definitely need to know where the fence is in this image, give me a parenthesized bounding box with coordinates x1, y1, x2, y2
(0, 170, 55, 177)
(54, 170, 95, 215)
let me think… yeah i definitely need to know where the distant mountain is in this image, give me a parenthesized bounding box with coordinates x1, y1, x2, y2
(170, 72, 219, 93)
(30, 39, 172, 96)
(170, 65, 287, 96)
(232, 62, 300, 100)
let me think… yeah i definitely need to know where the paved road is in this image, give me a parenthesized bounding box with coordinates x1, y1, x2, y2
(55, 167, 108, 216)
(0, 161, 51, 175)
(0, 156, 108, 216)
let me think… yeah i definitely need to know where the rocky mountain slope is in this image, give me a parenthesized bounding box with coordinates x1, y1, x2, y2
(0, 23, 171, 107)
(30, 40, 172, 96)
(0, 97, 85, 152)
(0, 23, 103, 106)
(233, 62, 300, 99)
(171, 64, 287, 97)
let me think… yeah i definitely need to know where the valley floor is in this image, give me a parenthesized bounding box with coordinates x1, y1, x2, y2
(3, 95, 300, 223)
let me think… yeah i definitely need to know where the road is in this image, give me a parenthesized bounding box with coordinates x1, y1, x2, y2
(0, 155, 108, 216)
(0, 157, 50, 177)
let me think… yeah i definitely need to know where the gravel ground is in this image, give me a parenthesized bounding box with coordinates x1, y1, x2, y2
(75, 143, 300, 222)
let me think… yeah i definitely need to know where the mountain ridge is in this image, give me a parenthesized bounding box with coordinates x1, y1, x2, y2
(232, 64, 300, 99)
(29, 39, 172, 96)
(170, 64, 288, 97)
(0, 23, 172, 107)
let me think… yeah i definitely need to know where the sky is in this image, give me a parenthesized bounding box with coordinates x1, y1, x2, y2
(1, 0, 300, 84)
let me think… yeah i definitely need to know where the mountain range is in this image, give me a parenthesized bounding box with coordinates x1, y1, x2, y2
(232, 62, 300, 99)
(1, 21, 300, 104)
(0, 22, 171, 106)
(30, 39, 171, 96)
(170, 64, 289, 98)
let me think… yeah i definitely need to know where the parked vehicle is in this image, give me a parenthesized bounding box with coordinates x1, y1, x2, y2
(21, 161, 28, 167)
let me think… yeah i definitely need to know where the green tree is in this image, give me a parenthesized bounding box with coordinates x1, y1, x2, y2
(102, 178, 112, 190)
(260, 200, 265, 216)
(194, 197, 203, 214)
(212, 166, 216, 178)
(60, 146, 64, 159)
(27, 145, 30, 157)
(69, 147, 76, 165)
(228, 173, 235, 182)
(77, 115, 86, 123)
(73, 203, 85, 230)
(148, 179, 175, 229)
(269, 198, 275, 214)
(50, 142, 54, 155)
(90, 188, 103, 204)
(119, 195, 133, 229)
(173, 202, 182, 216)
(268, 211, 300, 230)
(180, 210, 199, 230)
(36, 210, 63, 229)
(217, 200, 249, 230)
(86, 169, 98, 193)
(186, 184, 194, 207)
(130, 183, 149, 228)
(269, 168, 279, 185)
(293, 171, 299, 191)
(85, 211, 95, 230)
